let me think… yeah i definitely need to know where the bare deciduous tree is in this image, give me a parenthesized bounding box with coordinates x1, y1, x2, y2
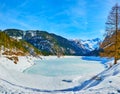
(105, 4, 120, 64)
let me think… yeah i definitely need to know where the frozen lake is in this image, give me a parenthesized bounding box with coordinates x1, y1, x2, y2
(24, 56, 107, 77)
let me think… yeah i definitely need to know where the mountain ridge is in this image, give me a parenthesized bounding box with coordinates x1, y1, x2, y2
(2, 29, 101, 56)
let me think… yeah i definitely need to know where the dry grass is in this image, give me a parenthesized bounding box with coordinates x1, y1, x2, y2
(6, 56, 18, 64)
(2, 51, 25, 56)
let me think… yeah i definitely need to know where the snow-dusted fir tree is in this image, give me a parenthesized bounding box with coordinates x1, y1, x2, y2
(105, 4, 120, 64)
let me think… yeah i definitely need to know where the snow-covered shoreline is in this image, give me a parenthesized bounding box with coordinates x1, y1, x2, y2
(0, 55, 83, 73)
(0, 55, 36, 72)
(0, 55, 119, 94)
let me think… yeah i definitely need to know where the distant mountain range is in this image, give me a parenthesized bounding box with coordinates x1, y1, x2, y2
(2, 29, 101, 56)
(71, 38, 101, 51)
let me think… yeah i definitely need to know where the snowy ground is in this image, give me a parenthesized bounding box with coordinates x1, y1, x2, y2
(0, 55, 120, 94)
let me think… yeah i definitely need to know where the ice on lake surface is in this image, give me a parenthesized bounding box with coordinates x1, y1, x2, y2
(24, 56, 106, 77)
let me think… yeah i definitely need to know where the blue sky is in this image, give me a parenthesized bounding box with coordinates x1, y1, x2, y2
(0, 0, 118, 39)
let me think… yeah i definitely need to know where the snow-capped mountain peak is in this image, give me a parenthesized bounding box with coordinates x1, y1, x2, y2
(71, 38, 101, 52)
(80, 38, 101, 51)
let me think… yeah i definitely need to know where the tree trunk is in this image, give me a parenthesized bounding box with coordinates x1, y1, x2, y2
(114, 57, 117, 64)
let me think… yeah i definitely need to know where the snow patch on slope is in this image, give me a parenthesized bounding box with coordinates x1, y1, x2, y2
(0, 56, 35, 72)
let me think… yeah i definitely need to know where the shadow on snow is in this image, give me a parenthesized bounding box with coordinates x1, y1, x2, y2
(0, 69, 110, 93)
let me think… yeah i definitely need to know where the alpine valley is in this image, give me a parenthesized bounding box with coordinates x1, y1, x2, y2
(2, 29, 101, 56)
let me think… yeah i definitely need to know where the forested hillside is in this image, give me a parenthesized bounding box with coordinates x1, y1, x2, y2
(3, 29, 88, 56)
(0, 31, 41, 56)
(2, 29, 101, 56)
